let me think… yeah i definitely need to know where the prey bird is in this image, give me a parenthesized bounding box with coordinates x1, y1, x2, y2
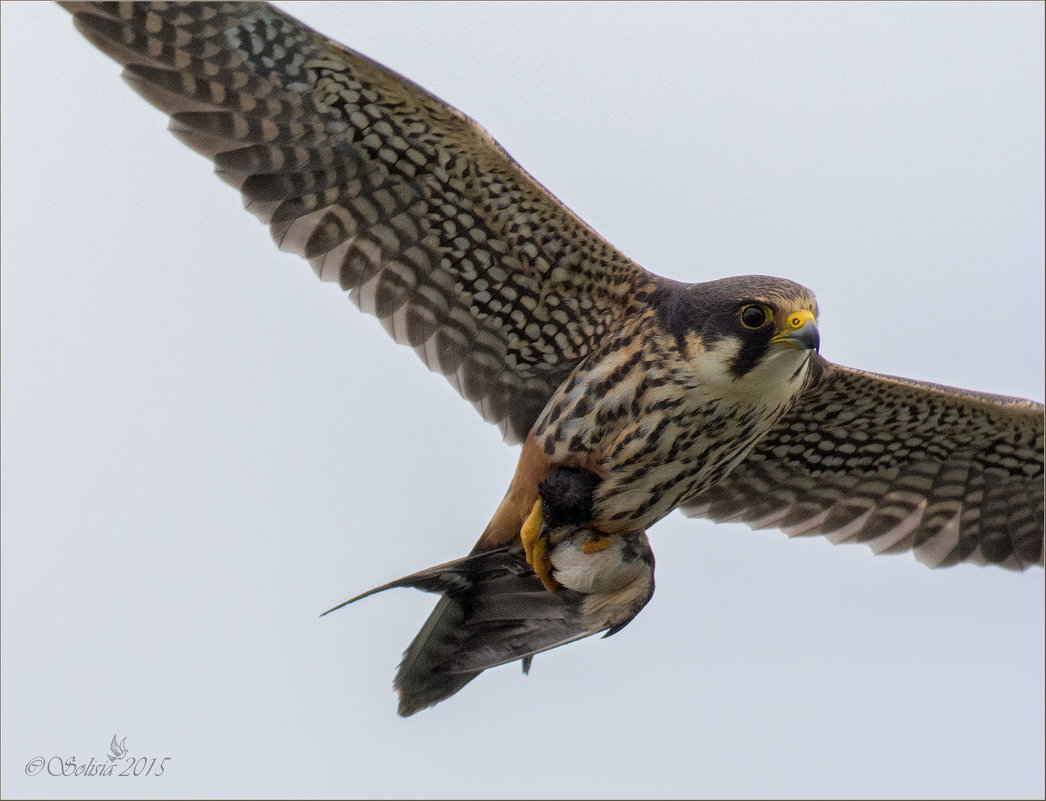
(323, 522, 656, 717)
(61, 2, 1044, 715)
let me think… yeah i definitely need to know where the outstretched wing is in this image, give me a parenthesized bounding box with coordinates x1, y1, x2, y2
(62, 2, 657, 443)
(682, 358, 1045, 569)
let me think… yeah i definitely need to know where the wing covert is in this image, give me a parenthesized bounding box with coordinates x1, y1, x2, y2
(62, 1, 657, 442)
(682, 358, 1045, 569)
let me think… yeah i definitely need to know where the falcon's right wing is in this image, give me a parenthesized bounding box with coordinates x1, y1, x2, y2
(681, 358, 1045, 569)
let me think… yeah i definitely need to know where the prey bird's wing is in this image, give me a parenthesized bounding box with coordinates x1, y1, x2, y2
(681, 358, 1045, 569)
(61, 2, 658, 443)
(324, 546, 601, 716)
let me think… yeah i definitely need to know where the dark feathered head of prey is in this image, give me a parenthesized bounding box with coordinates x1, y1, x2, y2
(655, 274, 820, 382)
(323, 528, 655, 716)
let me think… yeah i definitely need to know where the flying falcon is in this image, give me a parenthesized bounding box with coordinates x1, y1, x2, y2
(62, 2, 1044, 715)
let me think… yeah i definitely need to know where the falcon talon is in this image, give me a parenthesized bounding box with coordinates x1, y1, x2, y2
(581, 534, 615, 554)
(519, 500, 559, 591)
(530, 535, 559, 594)
(519, 499, 544, 563)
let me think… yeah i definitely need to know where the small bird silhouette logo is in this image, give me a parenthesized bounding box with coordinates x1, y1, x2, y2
(108, 735, 128, 762)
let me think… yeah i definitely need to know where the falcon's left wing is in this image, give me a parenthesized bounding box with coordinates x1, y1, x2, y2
(60, 2, 661, 444)
(681, 357, 1045, 569)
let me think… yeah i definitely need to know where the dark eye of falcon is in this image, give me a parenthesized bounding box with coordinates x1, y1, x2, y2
(739, 304, 771, 329)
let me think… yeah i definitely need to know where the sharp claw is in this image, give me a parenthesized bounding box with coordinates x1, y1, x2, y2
(520, 499, 543, 559)
(581, 534, 614, 554)
(531, 537, 559, 593)
(520, 499, 559, 593)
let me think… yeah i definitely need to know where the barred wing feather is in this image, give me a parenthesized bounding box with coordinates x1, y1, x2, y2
(682, 359, 1045, 569)
(62, 1, 657, 443)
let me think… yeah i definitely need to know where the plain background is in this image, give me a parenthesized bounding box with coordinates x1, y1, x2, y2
(2, 2, 1043, 798)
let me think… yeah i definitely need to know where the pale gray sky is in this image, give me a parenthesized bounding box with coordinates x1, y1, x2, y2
(2, 2, 1043, 798)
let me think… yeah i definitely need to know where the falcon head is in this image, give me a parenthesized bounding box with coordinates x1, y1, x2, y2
(656, 274, 820, 402)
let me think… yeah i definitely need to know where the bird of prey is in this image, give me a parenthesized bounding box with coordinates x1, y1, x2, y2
(62, 2, 1044, 715)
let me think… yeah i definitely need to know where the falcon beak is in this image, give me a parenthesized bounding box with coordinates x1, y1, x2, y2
(770, 308, 819, 352)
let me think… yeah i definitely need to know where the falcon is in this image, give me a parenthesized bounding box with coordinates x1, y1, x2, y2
(62, 2, 1044, 715)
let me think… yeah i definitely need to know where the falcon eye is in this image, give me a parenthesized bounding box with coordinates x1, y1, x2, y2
(739, 304, 771, 329)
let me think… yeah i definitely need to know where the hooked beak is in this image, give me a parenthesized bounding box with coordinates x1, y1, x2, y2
(770, 308, 819, 352)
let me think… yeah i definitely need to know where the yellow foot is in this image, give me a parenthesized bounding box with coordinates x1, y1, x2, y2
(520, 500, 559, 593)
(581, 534, 614, 554)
